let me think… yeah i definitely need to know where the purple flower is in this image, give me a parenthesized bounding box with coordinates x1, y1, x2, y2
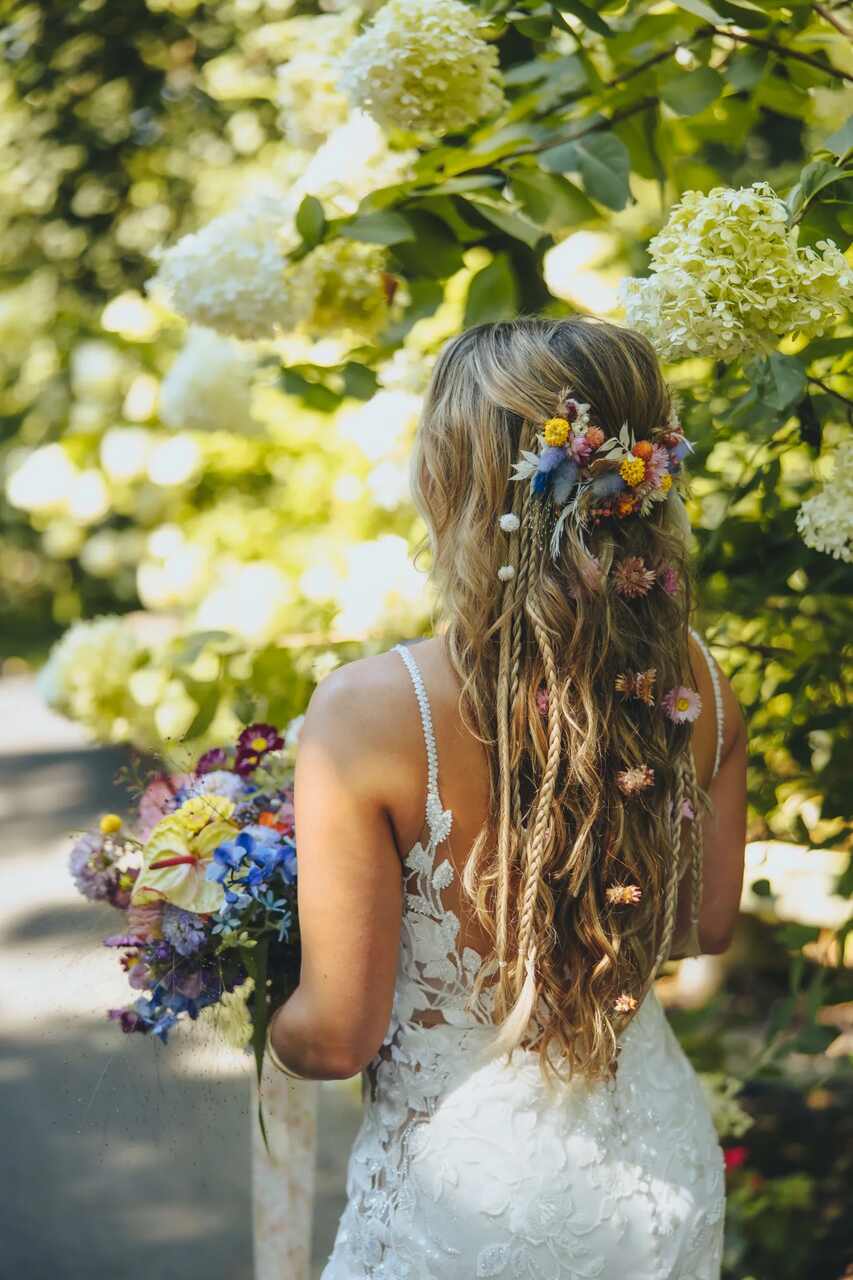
(108, 1007, 146, 1034)
(69, 832, 121, 904)
(161, 905, 209, 958)
(195, 747, 228, 775)
(234, 724, 284, 776)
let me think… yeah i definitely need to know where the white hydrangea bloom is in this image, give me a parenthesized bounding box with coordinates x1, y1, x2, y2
(301, 238, 394, 339)
(275, 10, 358, 149)
(698, 1073, 753, 1140)
(148, 192, 315, 340)
(37, 615, 144, 742)
(294, 110, 415, 216)
(339, 0, 505, 137)
(622, 183, 853, 361)
(796, 439, 853, 563)
(160, 327, 256, 433)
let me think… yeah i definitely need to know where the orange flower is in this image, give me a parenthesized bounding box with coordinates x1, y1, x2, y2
(585, 426, 605, 450)
(632, 440, 653, 460)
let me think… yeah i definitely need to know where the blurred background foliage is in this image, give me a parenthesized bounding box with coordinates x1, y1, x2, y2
(1, 0, 851, 1275)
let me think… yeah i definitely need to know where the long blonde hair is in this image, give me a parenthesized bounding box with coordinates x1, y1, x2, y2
(412, 316, 705, 1081)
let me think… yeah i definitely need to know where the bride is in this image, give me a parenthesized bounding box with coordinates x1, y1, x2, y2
(266, 316, 747, 1279)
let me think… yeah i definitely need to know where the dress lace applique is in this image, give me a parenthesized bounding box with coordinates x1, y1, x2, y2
(321, 643, 725, 1280)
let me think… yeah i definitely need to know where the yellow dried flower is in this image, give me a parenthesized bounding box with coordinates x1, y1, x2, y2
(619, 456, 646, 487)
(99, 813, 122, 835)
(659, 473, 673, 494)
(543, 417, 570, 447)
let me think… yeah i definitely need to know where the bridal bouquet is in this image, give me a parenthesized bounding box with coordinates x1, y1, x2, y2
(69, 719, 303, 1131)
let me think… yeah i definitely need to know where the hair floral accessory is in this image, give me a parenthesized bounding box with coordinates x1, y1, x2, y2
(616, 764, 655, 796)
(606, 883, 642, 905)
(615, 669, 657, 705)
(511, 388, 693, 557)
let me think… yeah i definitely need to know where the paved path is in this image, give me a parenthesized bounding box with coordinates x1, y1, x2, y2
(0, 677, 359, 1279)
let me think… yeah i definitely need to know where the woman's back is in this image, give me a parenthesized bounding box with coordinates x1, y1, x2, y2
(320, 635, 731, 1280)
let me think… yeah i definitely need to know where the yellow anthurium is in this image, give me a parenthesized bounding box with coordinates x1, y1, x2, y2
(132, 794, 238, 915)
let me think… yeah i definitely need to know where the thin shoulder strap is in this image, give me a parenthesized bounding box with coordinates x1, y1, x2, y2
(393, 643, 453, 845)
(689, 627, 724, 779)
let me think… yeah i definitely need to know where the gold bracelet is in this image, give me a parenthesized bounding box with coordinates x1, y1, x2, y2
(265, 1022, 311, 1081)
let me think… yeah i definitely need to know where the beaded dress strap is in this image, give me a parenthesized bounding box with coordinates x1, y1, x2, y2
(393, 644, 453, 846)
(689, 627, 724, 780)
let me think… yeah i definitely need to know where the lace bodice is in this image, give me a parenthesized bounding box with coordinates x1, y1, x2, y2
(321, 641, 725, 1280)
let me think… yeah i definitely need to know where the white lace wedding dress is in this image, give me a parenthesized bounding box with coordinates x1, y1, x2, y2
(321, 638, 726, 1280)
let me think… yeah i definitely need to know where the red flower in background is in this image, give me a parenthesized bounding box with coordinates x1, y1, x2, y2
(723, 1145, 749, 1172)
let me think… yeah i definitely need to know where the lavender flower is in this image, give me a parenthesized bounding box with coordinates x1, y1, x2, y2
(69, 832, 119, 904)
(161, 905, 209, 958)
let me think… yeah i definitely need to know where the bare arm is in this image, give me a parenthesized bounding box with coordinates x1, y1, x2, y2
(674, 668, 748, 957)
(267, 659, 404, 1079)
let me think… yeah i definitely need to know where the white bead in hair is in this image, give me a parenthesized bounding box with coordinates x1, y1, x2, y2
(499, 513, 520, 533)
(497, 564, 515, 581)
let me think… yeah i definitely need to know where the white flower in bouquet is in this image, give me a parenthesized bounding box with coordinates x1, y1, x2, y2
(197, 977, 255, 1050)
(38, 615, 144, 742)
(339, 0, 505, 138)
(622, 183, 853, 361)
(301, 238, 396, 340)
(148, 191, 315, 340)
(294, 110, 415, 216)
(796, 438, 853, 563)
(275, 10, 358, 150)
(160, 327, 256, 433)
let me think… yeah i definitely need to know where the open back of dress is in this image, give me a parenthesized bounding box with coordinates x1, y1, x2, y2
(321, 640, 726, 1280)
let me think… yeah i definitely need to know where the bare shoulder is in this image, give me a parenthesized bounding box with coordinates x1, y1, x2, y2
(300, 648, 422, 775)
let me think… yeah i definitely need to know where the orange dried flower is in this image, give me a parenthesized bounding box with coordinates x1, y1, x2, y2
(615, 669, 656, 704)
(632, 440, 653, 460)
(585, 426, 605, 450)
(606, 883, 642, 906)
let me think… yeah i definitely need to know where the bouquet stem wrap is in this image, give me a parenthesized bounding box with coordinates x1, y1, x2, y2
(252, 1067, 318, 1280)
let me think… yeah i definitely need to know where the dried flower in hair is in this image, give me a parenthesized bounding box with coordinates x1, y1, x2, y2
(616, 764, 655, 795)
(659, 563, 680, 595)
(615, 669, 657, 705)
(614, 993, 638, 1014)
(543, 416, 570, 447)
(681, 798, 696, 820)
(499, 512, 520, 533)
(619, 456, 646, 488)
(497, 564, 515, 581)
(606, 883, 642, 906)
(535, 685, 549, 717)
(613, 556, 656, 598)
(662, 686, 702, 724)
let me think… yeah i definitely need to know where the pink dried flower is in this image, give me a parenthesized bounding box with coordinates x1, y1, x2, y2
(613, 556, 656, 599)
(535, 685, 549, 717)
(616, 764, 655, 796)
(570, 432, 594, 464)
(645, 443, 670, 488)
(614, 993, 638, 1014)
(680, 798, 696, 821)
(659, 563, 680, 596)
(606, 883, 642, 906)
(662, 685, 702, 724)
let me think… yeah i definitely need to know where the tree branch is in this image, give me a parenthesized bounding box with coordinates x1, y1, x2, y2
(813, 1, 853, 35)
(808, 375, 853, 410)
(709, 26, 853, 82)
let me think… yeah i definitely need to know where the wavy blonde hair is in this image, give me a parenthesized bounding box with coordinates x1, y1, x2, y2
(412, 316, 705, 1082)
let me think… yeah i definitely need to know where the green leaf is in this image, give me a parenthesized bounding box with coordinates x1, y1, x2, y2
(776, 922, 821, 950)
(462, 197, 545, 249)
(761, 354, 807, 412)
(242, 938, 273, 1157)
(711, 0, 772, 27)
(234, 688, 257, 725)
(724, 49, 768, 92)
(540, 131, 631, 211)
(661, 67, 725, 116)
(823, 114, 853, 160)
(182, 683, 220, 740)
(552, 0, 612, 38)
(280, 367, 341, 413)
(786, 159, 853, 223)
(391, 209, 466, 277)
(415, 175, 503, 196)
(671, 0, 724, 20)
(464, 253, 518, 326)
(341, 211, 415, 246)
(342, 361, 379, 401)
(295, 195, 325, 250)
(174, 630, 236, 667)
(510, 169, 598, 231)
